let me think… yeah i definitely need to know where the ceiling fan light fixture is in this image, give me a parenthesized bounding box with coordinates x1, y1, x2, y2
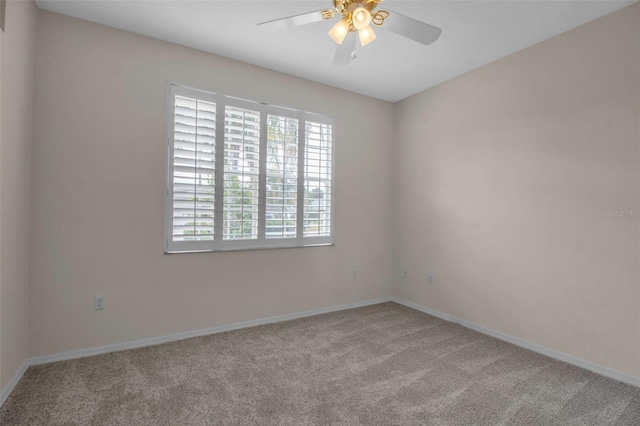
(352, 6, 371, 30)
(358, 25, 377, 46)
(257, 0, 443, 65)
(328, 18, 350, 44)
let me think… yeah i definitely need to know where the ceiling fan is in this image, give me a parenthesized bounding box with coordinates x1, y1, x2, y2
(257, 0, 442, 66)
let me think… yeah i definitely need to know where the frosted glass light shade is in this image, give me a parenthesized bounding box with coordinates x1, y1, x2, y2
(358, 26, 377, 46)
(352, 7, 371, 30)
(328, 19, 350, 44)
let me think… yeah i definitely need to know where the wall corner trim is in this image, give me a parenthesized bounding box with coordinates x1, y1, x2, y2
(0, 358, 29, 408)
(391, 297, 640, 388)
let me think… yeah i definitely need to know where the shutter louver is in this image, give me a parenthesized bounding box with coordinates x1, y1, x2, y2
(172, 95, 216, 242)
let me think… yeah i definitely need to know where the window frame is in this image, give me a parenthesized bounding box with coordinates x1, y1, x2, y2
(164, 83, 335, 254)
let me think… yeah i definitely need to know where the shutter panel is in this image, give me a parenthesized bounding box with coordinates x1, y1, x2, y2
(266, 114, 298, 239)
(223, 106, 261, 240)
(172, 95, 216, 243)
(304, 121, 333, 238)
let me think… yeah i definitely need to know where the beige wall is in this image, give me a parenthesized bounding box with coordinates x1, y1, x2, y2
(29, 11, 394, 357)
(19, 1, 640, 382)
(0, 0, 37, 390)
(393, 4, 640, 377)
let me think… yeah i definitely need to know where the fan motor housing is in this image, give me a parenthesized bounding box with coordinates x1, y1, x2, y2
(334, 0, 377, 15)
(333, 0, 349, 15)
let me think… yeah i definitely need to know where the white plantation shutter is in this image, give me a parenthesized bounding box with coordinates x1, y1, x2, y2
(265, 114, 298, 239)
(165, 84, 334, 253)
(304, 121, 333, 238)
(171, 94, 216, 245)
(223, 105, 260, 240)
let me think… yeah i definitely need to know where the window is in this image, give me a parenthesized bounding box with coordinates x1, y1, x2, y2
(165, 84, 334, 253)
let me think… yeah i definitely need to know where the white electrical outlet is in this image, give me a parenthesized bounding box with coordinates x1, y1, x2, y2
(403, 269, 408, 278)
(352, 269, 357, 279)
(94, 295, 105, 310)
(428, 274, 434, 285)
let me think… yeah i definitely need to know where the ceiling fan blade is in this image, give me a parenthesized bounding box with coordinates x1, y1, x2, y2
(382, 9, 442, 46)
(257, 10, 328, 30)
(333, 33, 355, 67)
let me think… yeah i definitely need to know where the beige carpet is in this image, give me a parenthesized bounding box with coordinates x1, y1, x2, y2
(1, 302, 639, 425)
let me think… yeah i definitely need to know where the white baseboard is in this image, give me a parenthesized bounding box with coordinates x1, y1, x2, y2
(0, 297, 388, 407)
(30, 297, 393, 366)
(392, 297, 640, 388)
(4, 295, 636, 408)
(0, 358, 29, 407)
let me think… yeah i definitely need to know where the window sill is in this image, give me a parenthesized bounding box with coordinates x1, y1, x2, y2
(164, 243, 335, 255)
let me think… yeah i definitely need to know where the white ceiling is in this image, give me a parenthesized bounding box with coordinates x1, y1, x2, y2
(35, 0, 636, 102)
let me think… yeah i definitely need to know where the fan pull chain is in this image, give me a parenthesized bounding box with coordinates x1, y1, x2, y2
(351, 33, 357, 60)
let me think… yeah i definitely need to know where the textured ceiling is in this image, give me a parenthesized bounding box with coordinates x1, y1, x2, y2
(35, 0, 636, 102)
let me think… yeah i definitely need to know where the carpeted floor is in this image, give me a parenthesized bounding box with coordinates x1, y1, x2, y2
(1, 302, 639, 425)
